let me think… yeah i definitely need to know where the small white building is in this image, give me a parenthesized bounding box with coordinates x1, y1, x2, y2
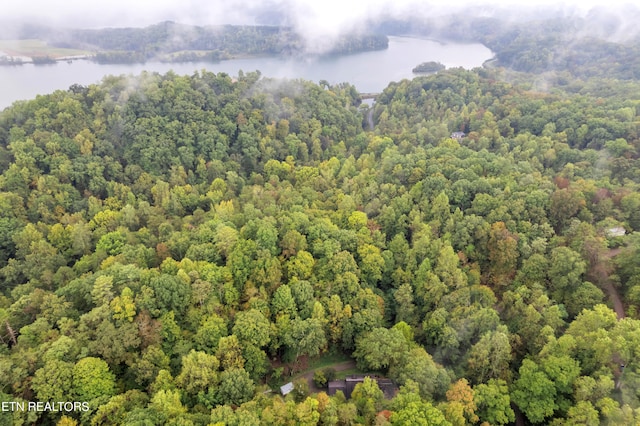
(606, 227, 626, 238)
(280, 382, 294, 396)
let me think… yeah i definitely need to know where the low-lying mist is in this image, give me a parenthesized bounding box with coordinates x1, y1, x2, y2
(2, 1, 639, 54)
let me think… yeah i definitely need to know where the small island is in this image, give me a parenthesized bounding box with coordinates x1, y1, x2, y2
(412, 61, 445, 74)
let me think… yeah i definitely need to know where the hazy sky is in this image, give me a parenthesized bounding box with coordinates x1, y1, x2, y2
(2, 0, 635, 27)
(2, 0, 637, 50)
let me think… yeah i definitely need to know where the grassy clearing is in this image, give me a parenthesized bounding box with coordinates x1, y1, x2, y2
(286, 352, 353, 382)
(334, 367, 379, 379)
(304, 352, 352, 371)
(270, 352, 354, 387)
(268, 352, 354, 388)
(0, 39, 91, 58)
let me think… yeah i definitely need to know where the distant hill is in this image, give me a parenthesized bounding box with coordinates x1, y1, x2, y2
(372, 5, 640, 80)
(1, 21, 389, 64)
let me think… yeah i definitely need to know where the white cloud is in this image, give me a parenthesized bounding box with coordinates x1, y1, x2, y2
(1, 0, 637, 36)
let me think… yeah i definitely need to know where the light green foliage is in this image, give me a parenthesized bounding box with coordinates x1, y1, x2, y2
(391, 400, 452, 426)
(358, 243, 385, 286)
(214, 224, 239, 259)
(149, 369, 176, 395)
(612, 317, 640, 369)
(150, 389, 187, 418)
(512, 359, 558, 423)
(500, 286, 566, 356)
(77, 305, 141, 366)
(293, 397, 321, 426)
(285, 378, 306, 402)
(233, 309, 271, 348)
(348, 211, 368, 230)
(286, 250, 315, 281)
(351, 377, 385, 422)
(516, 253, 549, 286)
(548, 246, 586, 300)
(12, 223, 44, 259)
(32, 360, 74, 402)
(539, 355, 581, 413)
(466, 326, 512, 383)
(92, 275, 115, 306)
(394, 284, 417, 325)
(620, 193, 640, 231)
(149, 274, 191, 317)
(262, 397, 316, 425)
(216, 335, 245, 370)
(72, 357, 116, 402)
(159, 311, 182, 356)
(131, 345, 171, 387)
(91, 390, 149, 426)
(389, 347, 449, 399)
(227, 238, 258, 292)
(290, 280, 315, 319)
(252, 249, 282, 290)
(96, 231, 127, 255)
(176, 350, 220, 395)
(194, 314, 227, 353)
(255, 218, 279, 256)
(57, 415, 79, 426)
(605, 138, 632, 157)
(210, 405, 237, 425)
(43, 335, 81, 363)
(214, 368, 255, 406)
(565, 281, 604, 318)
(565, 304, 616, 374)
(354, 326, 409, 371)
(282, 317, 327, 360)
(573, 375, 614, 404)
(313, 370, 327, 388)
(434, 244, 467, 291)
(111, 287, 136, 322)
(473, 379, 515, 426)
(271, 284, 297, 318)
(241, 343, 268, 381)
(487, 221, 519, 286)
(565, 400, 600, 425)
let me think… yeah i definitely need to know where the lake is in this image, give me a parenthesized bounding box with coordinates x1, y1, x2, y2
(0, 36, 492, 110)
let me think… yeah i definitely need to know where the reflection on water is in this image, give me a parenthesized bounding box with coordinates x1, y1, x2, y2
(0, 36, 493, 110)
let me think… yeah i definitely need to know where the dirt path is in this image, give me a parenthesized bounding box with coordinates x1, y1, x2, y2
(596, 247, 629, 390)
(294, 360, 357, 393)
(604, 281, 625, 320)
(602, 248, 625, 319)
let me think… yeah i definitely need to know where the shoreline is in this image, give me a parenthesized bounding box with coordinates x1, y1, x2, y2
(0, 36, 492, 110)
(0, 47, 393, 67)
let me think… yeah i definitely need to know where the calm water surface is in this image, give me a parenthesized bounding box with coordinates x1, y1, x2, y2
(0, 36, 492, 110)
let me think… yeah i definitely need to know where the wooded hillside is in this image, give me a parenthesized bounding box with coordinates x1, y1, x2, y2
(1, 67, 640, 425)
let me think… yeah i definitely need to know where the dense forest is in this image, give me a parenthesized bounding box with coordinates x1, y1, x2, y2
(1, 61, 640, 425)
(5, 21, 389, 64)
(376, 7, 640, 81)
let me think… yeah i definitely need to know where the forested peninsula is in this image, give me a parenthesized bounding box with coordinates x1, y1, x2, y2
(1, 63, 640, 425)
(0, 21, 389, 65)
